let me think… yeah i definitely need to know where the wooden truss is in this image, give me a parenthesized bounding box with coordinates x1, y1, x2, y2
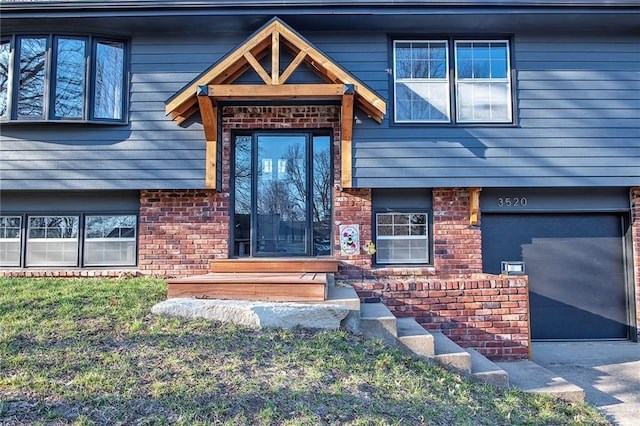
(165, 17, 386, 189)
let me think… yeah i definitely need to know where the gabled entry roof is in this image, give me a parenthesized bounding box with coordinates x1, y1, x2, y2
(165, 17, 386, 190)
(165, 16, 386, 124)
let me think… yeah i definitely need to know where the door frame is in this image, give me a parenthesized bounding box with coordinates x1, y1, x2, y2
(230, 129, 333, 258)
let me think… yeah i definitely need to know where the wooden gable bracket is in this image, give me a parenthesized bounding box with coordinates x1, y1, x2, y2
(166, 17, 386, 190)
(469, 187, 482, 226)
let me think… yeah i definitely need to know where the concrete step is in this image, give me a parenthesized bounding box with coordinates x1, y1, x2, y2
(495, 360, 585, 402)
(324, 286, 361, 333)
(360, 303, 398, 347)
(396, 317, 435, 358)
(431, 331, 472, 374)
(466, 348, 509, 388)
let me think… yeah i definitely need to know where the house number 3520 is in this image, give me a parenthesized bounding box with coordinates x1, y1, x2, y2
(497, 197, 528, 207)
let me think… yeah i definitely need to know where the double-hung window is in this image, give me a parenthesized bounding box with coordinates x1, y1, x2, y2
(0, 35, 126, 122)
(394, 38, 512, 124)
(376, 212, 429, 264)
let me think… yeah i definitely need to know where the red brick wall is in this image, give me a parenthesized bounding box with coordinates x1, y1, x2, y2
(433, 188, 483, 276)
(334, 188, 373, 280)
(632, 187, 640, 341)
(356, 277, 530, 360)
(138, 190, 229, 277)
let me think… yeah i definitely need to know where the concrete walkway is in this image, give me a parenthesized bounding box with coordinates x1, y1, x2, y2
(531, 341, 640, 426)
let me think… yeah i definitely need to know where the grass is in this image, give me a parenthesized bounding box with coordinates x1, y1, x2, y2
(0, 277, 609, 426)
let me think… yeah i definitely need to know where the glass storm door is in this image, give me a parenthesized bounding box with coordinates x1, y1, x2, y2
(233, 133, 331, 257)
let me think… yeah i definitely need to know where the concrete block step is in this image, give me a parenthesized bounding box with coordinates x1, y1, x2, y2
(466, 348, 509, 388)
(396, 317, 435, 359)
(360, 303, 398, 347)
(324, 286, 361, 333)
(431, 331, 472, 374)
(495, 360, 585, 402)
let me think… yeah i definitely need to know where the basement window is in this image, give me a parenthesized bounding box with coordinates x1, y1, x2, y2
(26, 216, 79, 267)
(84, 215, 136, 266)
(375, 212, 429, 264)
(0, 216, 22, 267)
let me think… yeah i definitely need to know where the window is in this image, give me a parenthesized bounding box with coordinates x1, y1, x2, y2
(7, 214, 137, 268)
(27, 216, 79, 266)
(394, 41, 449, 123)
(455, 41, 511, 122)
(2, 34, 126, 122)
(84, 215, 136, 266)
(0, 39, 10, 118)
(394, 38, 512, 124)
(0, 216, 22, 267)
(376, 212, 429, 264)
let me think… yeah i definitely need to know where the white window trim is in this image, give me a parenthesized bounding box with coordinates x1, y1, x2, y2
(375, 212, 430, 265)
(454, 39, 512, 124)
(393, 38, 513, 124)
(393, 40, 450, 124)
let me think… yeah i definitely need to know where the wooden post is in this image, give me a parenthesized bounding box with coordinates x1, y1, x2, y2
(341, 84, 355, 189)
(469, 187, 482, 225)
(197, 85, 218, 190)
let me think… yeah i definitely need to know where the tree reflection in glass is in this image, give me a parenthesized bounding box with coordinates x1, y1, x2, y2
(54, 38, 86, 118)
(94, 40, 124, 120)
(0, 40, 10, 118)
(17, 37, 47, 118)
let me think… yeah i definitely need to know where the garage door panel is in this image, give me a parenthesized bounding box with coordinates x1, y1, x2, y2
(483, 213, 628, 340)
(533, 296, 627, 340)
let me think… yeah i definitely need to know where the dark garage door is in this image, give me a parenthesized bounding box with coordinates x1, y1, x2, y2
(482, 214, 628, 340)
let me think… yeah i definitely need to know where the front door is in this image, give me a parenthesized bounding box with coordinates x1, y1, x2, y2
(232, 132, 332, 257)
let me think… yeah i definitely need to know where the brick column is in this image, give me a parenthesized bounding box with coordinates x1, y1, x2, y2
(433, 188, 483, 276)
(334, 188, 373, 280)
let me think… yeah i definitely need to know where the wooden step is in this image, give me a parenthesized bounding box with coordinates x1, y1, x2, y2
(167, 272, 327, 302)
(209, 258, 339, 274)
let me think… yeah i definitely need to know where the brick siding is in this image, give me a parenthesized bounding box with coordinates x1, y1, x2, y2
(138, 189, 229, 277)
(355, 277, 529, 360)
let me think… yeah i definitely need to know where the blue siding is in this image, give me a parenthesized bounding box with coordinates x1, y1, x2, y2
(352, 33, 640, 188)
(1, 27, 638, 190)
(0, 31, 388, 190)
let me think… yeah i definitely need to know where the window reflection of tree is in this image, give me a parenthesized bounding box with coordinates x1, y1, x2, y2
(94, 41, 124, 120)
(234, 136, 252, 215)
(0, 41, 10, 117)
(54, 38, 86, 118)
(18, 37, 47, 117)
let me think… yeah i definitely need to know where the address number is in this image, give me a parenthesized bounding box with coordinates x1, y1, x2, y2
(497, 197, 528, 207)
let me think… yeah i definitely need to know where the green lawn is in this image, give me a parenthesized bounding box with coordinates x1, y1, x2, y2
(0, 277, 608, 425)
